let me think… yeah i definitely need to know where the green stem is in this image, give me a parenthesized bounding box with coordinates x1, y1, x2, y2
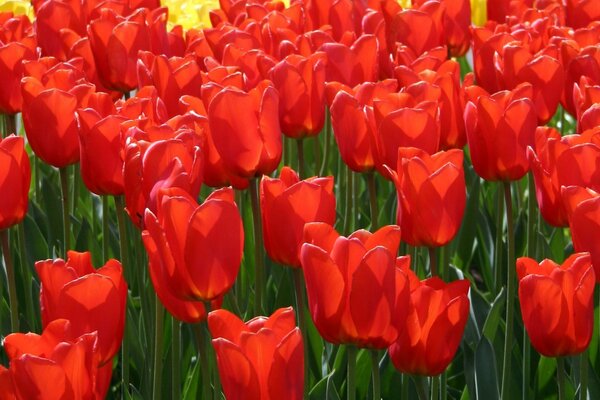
(428, 247, 438, 277)
(343, 166, 353, 234)
(172, 317, 181, 400)
(194, 319, 212, 400)
(114, 196, 130, 396)
(292, 268, 309, 399)
(347, 346, 357, 400)
(297, 138, 306, 178)
(1, 230, 19, 331)
(34, 156, 40, 201)
(249, 178, 265, 315)
(500, 181, 515, 400)
(4, 113, 16, 137)
(524, 173, 536, 400)
(370, 350, 381, 400)
(431, 375, 439, 400)
(557, 357, 566, 400)
(102, 196, 110, 261)
(59, 167, 71, 255)
(441, 371, 447, 400)
(402, 374, 410, 400)
(17, 223, 36, 331)
(580, 350, 588, 400)
(71, 166, 78, 215)
(414, 376, 429, 400)
(440, 246, 448, 281)
(152, 298, 165, 400)
(319, 108, 331, 176)
(367, 171, 378, 230)
(494, 186, 505, 295)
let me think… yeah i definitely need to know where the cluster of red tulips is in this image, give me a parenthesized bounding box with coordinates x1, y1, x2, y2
(0, 0, 599, 399)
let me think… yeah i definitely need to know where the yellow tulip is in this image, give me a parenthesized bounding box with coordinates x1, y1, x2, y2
(470, 0, 487, 26)
(0, 0, 33, 19)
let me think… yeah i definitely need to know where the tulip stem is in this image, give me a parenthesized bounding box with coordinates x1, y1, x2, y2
(347, 345, 357, 400)
(152, 298, 165, 400)
(580, 350, 589, 400)
(414, 376, 429, 400)
(1, 230, 19, 331)
(370, 350, 381, 400)
(557, 357, 566, 400)
(494, 186, 505, 295)
(17, 223, 37, 331)
(431, 375, 439, 400)
(292, 268, 309, 399)
(297, 138, 306, 178)
(102, 196, 110, 261)
(428, 247, 437, 277)
(172, 318, 181, 400)
(319, 108, 331, 176)
(366, 171, 378, 230)
(343, 167, 353, 234)
(441, 371, 447, 400)
(194, 319, 212, 400)
(249, 177, 265, 315)
(59, 167, 71, 255)
(4, 113, 16, 137)
(500, 181, 515, 400)
(524, 173, 537, 400)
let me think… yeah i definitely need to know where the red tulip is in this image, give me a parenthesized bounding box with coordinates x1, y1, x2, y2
(34, 0, 87, 59)
(390, 1, 444, 57)
(574, 76, 600, 133)
(320, 34, 379, 87)
(389, 259, 470, 376)
(528, 127, 600, 227)
(21, 57, 95, 168)
(561, 186, 600, 282)
(387, 148, 466, 247)
(0, 135, 30, 230)
(208, 307, 304, 400)
(142, 187, 243, 302)
(329, 80, 397, 173)
(207, 80, 282, 179)
(559, 40, 600, 116)
(300, 223, 408, 348)
(374, 91, 440, 176)
(35, 251, 127, 365)
(137, 51, 203, 117)
(0, 319, 105, 400)
(261, 167, 335, 268)
(517, 253, 595, 356)
(269, 52, 327, 139)
(471, 28, 514, 94)
(123, 127, 203, 228)
(464, 83, 537, 181)
(77, 92, 126, 196)
(566, 0, 600, 30)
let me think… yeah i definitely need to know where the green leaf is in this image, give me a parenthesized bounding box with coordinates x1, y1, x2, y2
(474, 337, 499, 400)
(482, 288, 506, 343)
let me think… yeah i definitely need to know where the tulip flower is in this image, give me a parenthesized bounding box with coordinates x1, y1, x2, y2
(517, 253, 595, 356)
(574, 76, 600, 133)
(0, 135, 30, 230)
(269, 52, 327, 139)
(329, 80, 397, 173)
(390, 1, 444, 57)
(561, 187, 600, 282)
(21, 57, 95, 168)
(77, 92, 126, 196)
(261, 167, 335, 268)
(528, 127, 600, 227)
(207, 80, 282, 179)
(320, 34, 379, 87)
(0, 319, 109, 400)
(560, 41, 600, 116)
(387, 147, 466, 248)
(413, 0, 471, 57)
(464, 83, 537, 181)
(389, 260, 470, 376)
(300, 223, 407, 348)
(566, 0, 600, 29)
(35, 251, 127, 365)
(208, 307, 304, 400)
(142, 187, 243, 302)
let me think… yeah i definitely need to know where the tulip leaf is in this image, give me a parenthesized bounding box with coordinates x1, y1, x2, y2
(535, 356, 556, 395)
(482, 288, 506, 343)
(474, 337, 499, 400)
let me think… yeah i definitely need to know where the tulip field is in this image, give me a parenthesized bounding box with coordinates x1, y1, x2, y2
(1, 0, 600, 399)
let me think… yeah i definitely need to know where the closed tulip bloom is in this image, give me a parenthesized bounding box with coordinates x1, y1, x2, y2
(208, 307, 303, 400)
(21, 58, 95, 168)
(300, 223, 405, 348)
(389, 261, 470, 376)
(387, 147, 466, 247)
(517, 253, 595, 357)
(35, 251, 127, 365)
(390, 1, 444, 57)
(0, 319, 103, 400)
(528, 127, 600, 227)
(208, 80, 282, 178)
(0, 135, 30, 230)
(143, 187, 243, 302)
(77, 92, 126, 196)
(269, 52, 326, 139)
(320, 34, 379, 87)
(464, 83, 537, 181)
(261, 167, 335, 268)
